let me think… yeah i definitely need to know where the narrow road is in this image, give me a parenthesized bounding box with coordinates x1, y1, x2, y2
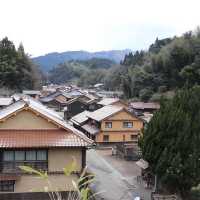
(87, 149, 151, 200)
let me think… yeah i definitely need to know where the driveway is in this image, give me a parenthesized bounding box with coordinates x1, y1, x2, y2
(86, 149, 152, 200)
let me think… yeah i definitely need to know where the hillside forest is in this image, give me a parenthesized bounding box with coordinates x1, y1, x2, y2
(47, 27, 200, 101)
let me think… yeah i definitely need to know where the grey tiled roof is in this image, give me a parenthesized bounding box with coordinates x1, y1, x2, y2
(0, 97, 93, 146)
(87, 105, 123, 121)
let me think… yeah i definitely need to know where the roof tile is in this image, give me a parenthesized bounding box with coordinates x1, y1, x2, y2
(0, 129, 89, 148)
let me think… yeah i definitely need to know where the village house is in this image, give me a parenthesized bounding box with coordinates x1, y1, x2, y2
(71, 105, 143, 144)
(39, 90, 72, 111)
(22, 90, 41, 99)
(130, 102, 160, 115)
(65, 89, 84, 98)
(0, 97, 93, 199)
(70, 111, 96, 140)
(97, 98, 128, 109)
(63, 95, 99, 120)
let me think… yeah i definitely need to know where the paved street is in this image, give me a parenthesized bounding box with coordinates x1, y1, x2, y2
(87, 149, 152, 200)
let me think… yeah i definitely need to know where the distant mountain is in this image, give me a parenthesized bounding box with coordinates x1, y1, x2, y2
(32, 49, 132, 72)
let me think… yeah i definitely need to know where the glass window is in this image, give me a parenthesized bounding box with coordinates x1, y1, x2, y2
(3, 150, 48, 161)
(123, 122, 133, 128)
(15, 151, 25, 161)
(3, 151, 14, 161)
(103, 135, 109, 142)
(26, 150, 36, 161)
(105, 122, 112, 128)
(37, 150, 47, 161)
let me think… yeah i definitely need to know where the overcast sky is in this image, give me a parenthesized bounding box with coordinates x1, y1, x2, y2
(0, 0, 200, 57)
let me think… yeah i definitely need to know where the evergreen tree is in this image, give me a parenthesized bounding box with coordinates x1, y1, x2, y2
(141, 87, 200, 197)
(0, 37, 41, 91)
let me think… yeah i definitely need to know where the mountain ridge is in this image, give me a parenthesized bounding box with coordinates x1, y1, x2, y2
(32, 49, 132, 72)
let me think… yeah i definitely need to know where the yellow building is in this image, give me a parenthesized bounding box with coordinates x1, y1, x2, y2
(0, 97, 93, 198)
(72, 105, 143, 143)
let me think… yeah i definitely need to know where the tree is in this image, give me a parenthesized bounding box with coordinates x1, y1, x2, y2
(141, 87, 200, 197)
(180, 55, 200, 87)
(139, 88, 153, 101)
(0, 37, 42, 91)
(0, 37, 18, 89)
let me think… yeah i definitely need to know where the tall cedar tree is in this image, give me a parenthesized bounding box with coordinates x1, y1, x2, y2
(141, 87, 200, 196)
(0, 37, 41, 91)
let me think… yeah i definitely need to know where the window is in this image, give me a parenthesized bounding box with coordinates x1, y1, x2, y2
(37, 150, 47, 161)
(105, 122, 112, 128)
(3, 150, 47, 161)
(3, 151, 14, 161)
(2, 150, 48, 172)
(123, 122, 133, 128)
(103, 135, 109, 142)
(15, 151, 25, 161)
(26, 150, 37, 161)
(0, 181, 15, 192)
(131, 134, 138, 140)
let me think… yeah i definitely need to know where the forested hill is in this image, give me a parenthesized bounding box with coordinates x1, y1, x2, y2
(48, 58, 117, 85)
(47, 28, 200, 97)
(111, 28, 200, 101)
(33, 49, 131, 72)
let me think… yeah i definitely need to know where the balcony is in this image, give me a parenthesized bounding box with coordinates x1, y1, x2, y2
(0, 161, 48, 173)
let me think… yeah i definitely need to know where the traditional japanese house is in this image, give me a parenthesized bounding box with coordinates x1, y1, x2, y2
(64, 95, 99, 120)
(97, 98, 128, 109)
(70, 111, 99, 140)
(71, 105, 143, 144)
(0, 97, 93, 199)
(40, 91, 72, 111)
(130, 102, 160, 115)
(22, 90, 41, 99)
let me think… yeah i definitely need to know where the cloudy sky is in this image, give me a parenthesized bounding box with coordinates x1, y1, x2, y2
(0, 0, 200, 57)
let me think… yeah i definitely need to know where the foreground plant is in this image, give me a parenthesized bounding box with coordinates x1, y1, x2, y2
(19, 159, 96, 200)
